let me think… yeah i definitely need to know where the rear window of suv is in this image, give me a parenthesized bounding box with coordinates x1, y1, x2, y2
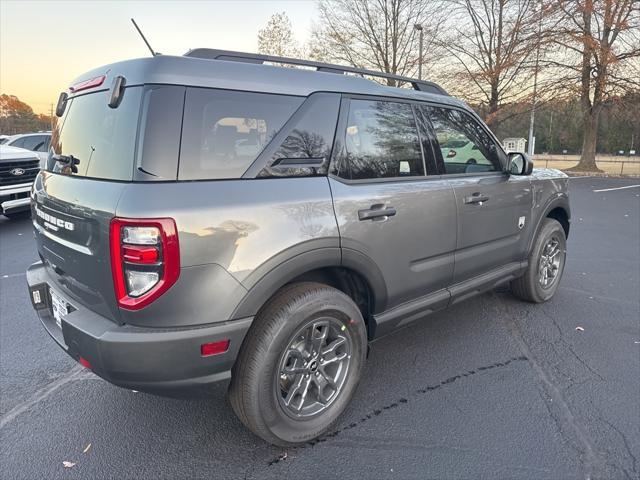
(178, 88, 303, 180)
(48, 87, 143, 181)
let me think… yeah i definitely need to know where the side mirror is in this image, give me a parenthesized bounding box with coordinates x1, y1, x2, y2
(508, 152, 533, 175)
(447, 149, 457, 158)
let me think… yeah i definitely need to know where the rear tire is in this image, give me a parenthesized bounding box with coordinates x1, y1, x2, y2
(511, 218, 566, 303)
(228, 282, 367, 446)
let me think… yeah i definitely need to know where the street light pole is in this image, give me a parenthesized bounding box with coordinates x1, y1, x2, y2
(414, 24, 423, 80)
(527, 1, 543, 156)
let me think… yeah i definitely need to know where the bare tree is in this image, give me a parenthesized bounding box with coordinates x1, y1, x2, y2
(436, 0, 544, 126)
(311, 0, 446, 85)
(548, 0, 640, 171)
(258, 12, 301, 57)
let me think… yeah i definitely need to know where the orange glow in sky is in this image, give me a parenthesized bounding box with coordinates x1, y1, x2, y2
(0, 0, 314, 114)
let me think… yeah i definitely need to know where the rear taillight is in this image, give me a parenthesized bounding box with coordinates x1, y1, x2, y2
(109, 218, 180, 310)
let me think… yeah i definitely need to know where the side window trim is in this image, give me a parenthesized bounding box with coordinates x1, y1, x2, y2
(413, 105, 441, 176)
(417, 105, 446, 175)
(410, 104, 429, 177)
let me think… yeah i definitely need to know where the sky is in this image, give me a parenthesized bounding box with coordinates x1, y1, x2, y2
(0, 0, 317, 114)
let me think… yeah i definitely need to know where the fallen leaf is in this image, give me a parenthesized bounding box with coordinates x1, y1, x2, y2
(575, 326, 584, 332)
(83, 443, 92, 454)
(63, 461, 76, 468)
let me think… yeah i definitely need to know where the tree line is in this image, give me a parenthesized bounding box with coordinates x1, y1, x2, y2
(0, 94, 52, 135)
(258, 1, 640, 171)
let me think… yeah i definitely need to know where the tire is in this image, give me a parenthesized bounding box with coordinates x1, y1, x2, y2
(511, 218, 567, 303)
(228, 282, 367, 446)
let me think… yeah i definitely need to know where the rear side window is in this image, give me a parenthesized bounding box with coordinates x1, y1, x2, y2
(342, 99, 424, 180)
(48, 87, 143, 180)
(179, 88, 303, 180)
(256, 93, 340, 178)
(422, 106, 502, 174)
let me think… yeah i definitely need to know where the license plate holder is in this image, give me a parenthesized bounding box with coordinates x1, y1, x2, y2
(50, 288, 69, 329)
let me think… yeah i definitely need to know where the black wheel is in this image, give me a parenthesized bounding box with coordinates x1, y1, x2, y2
(511, 218, 566, 303)
(228, 282, 367, 446)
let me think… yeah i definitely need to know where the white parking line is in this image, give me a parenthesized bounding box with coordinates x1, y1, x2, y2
(593, 185, 640, 192)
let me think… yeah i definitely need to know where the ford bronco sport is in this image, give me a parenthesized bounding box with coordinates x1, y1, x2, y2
(26, 50, 570, 446)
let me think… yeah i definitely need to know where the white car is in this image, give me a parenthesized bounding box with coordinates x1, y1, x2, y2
(0, 145, 39, 219)
(2, 132, 51, 164)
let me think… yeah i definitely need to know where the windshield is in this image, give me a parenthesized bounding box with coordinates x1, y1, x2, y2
(47, 87, 142, 180)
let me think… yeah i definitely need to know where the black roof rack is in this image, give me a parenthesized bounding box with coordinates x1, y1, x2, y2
(184, 48, 449, 96)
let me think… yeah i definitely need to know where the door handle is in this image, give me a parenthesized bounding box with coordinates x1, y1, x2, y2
(464, 193, 490, 205)
(358, 204, 397, 221)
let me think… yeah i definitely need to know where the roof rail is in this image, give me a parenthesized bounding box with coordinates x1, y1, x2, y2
(184, 48, 449, 96)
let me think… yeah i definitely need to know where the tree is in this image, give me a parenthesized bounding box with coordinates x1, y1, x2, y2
(0, 94, 50, 134)
(258, 12, 300, 57)
(436, 0, 544, 126)
(550, 0, 640, 171)
(311, 0, 446, 85)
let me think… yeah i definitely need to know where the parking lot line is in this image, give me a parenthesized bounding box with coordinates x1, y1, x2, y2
(593, 184, 640, 192)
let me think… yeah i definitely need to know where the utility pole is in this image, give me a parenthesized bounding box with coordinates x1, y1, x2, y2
(527, 1, 543, 156)
(548, 110, 553, 153)
(414, 24, 423, 80)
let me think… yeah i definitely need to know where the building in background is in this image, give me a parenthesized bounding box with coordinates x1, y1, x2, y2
(503, 137, 526, 153)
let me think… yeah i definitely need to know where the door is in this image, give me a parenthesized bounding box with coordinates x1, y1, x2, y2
(329, 97, 457, 311)
(420, 105, 532, 284)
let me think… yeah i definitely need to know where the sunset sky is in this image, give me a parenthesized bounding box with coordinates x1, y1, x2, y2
(0, 0, 315, 114)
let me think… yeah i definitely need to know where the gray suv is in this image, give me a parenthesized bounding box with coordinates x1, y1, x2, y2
(26, 50, 570, 446)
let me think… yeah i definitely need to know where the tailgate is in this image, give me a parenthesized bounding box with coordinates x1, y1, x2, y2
(32, 171, 126, 322)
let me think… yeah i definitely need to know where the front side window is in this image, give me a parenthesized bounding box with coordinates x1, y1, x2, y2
(179, 88, 303, 180)
(342, 99, 424, 180)
(422, 106, 502, 174)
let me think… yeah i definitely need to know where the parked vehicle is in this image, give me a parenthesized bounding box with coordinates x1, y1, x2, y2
(26, 50, 570, 446)
(3, 132, 51, 164)
(0, 145, 40, 219)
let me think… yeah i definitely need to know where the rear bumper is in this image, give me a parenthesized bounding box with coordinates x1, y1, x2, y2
(26, 261, 252, 397)
(1, 183, 31, 215)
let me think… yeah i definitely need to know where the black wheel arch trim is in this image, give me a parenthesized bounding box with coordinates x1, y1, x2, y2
(528, 194, 570, 252)
(231, 246, 388, 319)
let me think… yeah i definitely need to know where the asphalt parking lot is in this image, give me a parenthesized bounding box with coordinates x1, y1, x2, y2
(1, 176, 638, 479)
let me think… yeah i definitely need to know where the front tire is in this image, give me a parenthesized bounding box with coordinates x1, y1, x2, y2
(228, 282, 367, 446)
(511, 218, 567, 303)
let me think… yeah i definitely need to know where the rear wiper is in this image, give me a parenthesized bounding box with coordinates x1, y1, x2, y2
(52, 154, 80, 174)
